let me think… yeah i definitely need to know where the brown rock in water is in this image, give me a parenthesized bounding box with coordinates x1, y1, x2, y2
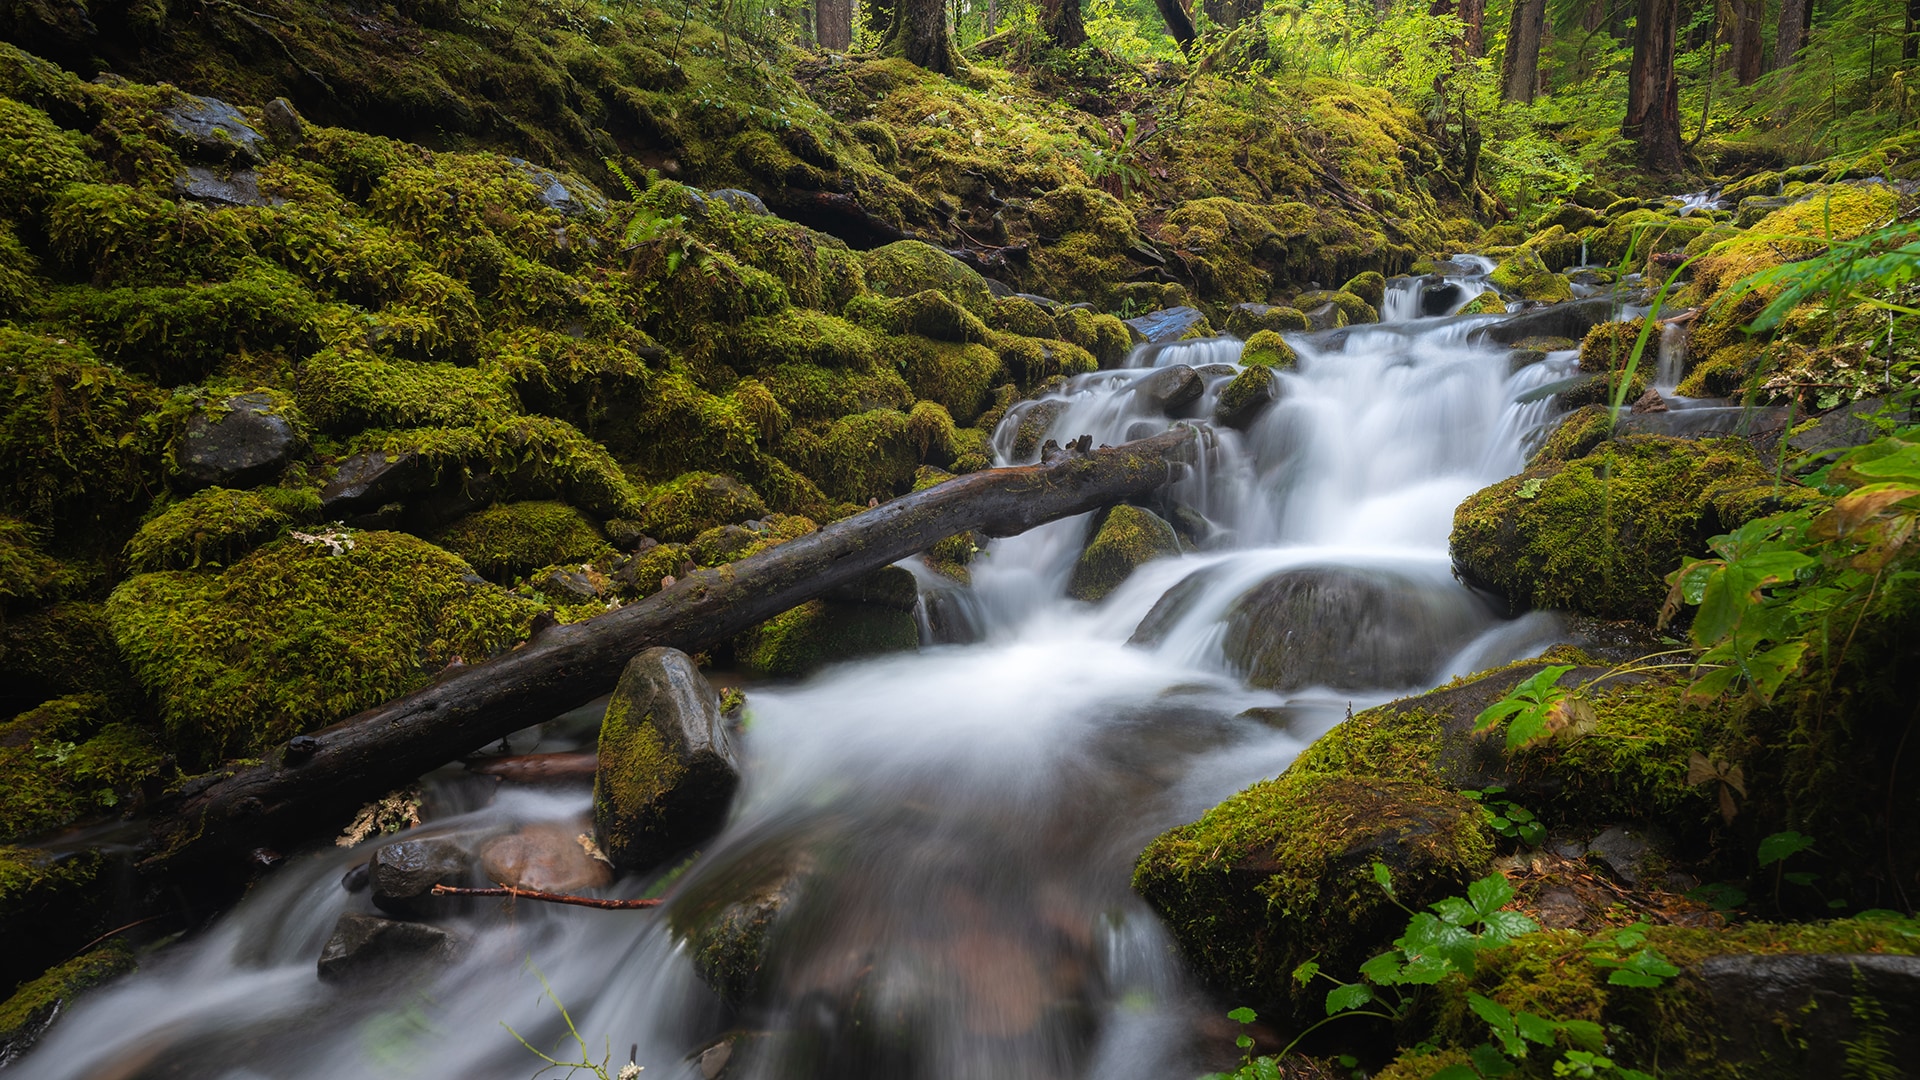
(479, 822, 613, 893)
(1630, 387, 1669, 413)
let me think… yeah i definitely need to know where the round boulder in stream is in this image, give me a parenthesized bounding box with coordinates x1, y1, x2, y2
(1132, 364, 1203, 416)
(1067, 504, 1180, 602)
(593, 647, 741, 873)
(1221, 566, 1488, 690)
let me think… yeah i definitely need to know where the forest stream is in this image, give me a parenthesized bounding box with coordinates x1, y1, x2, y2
(11, 270, 1606, 1080)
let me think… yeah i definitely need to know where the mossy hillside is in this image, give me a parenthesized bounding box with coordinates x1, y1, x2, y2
(0, 695, 164, 843)
(1450, 436, 1815, 622)
(706, 309, 881, 373)
(857, 241, 994, 316)
(1133, 769, 1493, 1014)
(633, 472, 768, 544)
(1686, 183, 1899, 298)
(733, 598, 918, 678)
(348, 414, 645, 519)
(122, 486, 315, 573)
(430, 500, 612, 582)
(106, 530, 541, 765)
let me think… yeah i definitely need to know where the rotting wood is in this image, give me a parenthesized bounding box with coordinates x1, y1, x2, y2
(148, 428, 1198, 867)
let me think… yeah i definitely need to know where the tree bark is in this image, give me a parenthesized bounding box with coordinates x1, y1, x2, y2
(1043, 0, 1087, 47)
(819, 0, 854, 49)
(146, 430, 1199, 868)
(1730, 0, 1765, 83)
(1624, 0, 1684, 173)
(1908, 0, 1920, 61)
(1153, 0, 1198, 51)
(1500, 0, 1545, 101)
(880, 0, 965, 73)
(1458, 0, 1487, 54)
(1774, 0, 1809, 70)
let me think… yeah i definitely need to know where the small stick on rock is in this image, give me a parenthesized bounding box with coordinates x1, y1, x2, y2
(430, 883, 663, 910)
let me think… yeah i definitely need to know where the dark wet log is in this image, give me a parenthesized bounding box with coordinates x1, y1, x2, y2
(465, 751, 599, 781)
(148, 430, 1197, 867)
(430, 884, 662, 910)
(945, 243, 1029, 277)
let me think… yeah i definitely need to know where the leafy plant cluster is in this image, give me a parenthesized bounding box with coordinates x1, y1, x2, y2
(1207, 867, 1678, 1080)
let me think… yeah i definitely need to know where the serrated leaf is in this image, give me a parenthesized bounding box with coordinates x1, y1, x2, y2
(1559, 1019, 1606, 1050)
(1432, 897, 1479, 926)
(1372, 860, 1396, 897)
(1467, 992, 1513, 1030)
(1470, 1042, 1518, 1076)
(1358, 951, 1402, 984)
(1325, 982, 1373, 1015)
(1291, 960, 1320, 986)
(1469, 873, 1516, 917)
(1606, 968, 1666, 988)
(1482, 909, 1542, 940)
(1513, 1009, 1557, 1045)
(1473, 698, 1527, 734)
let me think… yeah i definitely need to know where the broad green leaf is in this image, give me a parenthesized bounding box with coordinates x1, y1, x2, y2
(1251, 1057, 1282, 1080)
(1372, 860, 1396, 897)
(1746, 640, 1812, 702)
(1482, 910, 1542, 940)
(1469, 873, 1516, 918)
(1467, 992, 1514, 1031)
(1324, 982, 1373, 1015)
(1227, 1006, 1257, 1024)
(1432, 896, 1479, 926)
(1505, 708, 1549, 751)
(1429, 1067, 1482, 1080)
(1470, 1042, 1518, 1076)
(1513, 1009, 1557, 1045)
(1559, 1019, 1606, 1050)
(1473, 698, 1528, 733)
(1758, 830, 1815, 866)
(1512, 664, 1576, 700)
(1358, 951, 1402, 984)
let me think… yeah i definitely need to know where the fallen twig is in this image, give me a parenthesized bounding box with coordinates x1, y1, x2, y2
(431, 883, 663, 909)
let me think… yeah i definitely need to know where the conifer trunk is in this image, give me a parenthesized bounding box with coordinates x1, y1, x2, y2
(1730, 0, 1765, 83)
(1625, 0, 1684, 172)
(1774, 0, 1809, 69)
(1043, 0, 1088, 47)
(880, 0, 965, 72)
(1500, 0, 1545, 101)
(1153, 0, 1198, 51)
(1458, 0, 1487, 54)
(819, 0, 854, 49)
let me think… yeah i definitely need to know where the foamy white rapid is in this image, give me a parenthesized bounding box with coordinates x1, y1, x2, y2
(12, 273, 1583, 1080)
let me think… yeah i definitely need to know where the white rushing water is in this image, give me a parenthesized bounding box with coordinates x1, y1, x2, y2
(13, 280, 1579, 1080)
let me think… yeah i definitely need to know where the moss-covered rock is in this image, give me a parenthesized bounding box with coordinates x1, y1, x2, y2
(0, 943, 133, 1061)
(733, 598, 918, 677)
(1689, 183, 1899, 297)
(714, 309, 881, 371)
(760, 361, 914, 421)
(894, 337, 1003, 425)
(1339, 270, 1387, 307)
(1054, 307, 1134, 367)
(1214, 364, 1278, 429)
(1292, 288, 1378, 325)
(123, 486, 314, 572)
(1133, 770, 1492, 1013)
(0, 329, 167, 530)
(0, 518, 80, 612)
(107, 529, 540, 765)
(845, 289, 990, 344)
(634, 472, 767, 544)
(858, 240, 993, 316)
(593, 647, 739, 873)
(1488, 246, 1573, 302)
(1458, 289, 1507, 315)
(777, 408, 919, 504)
(0, 695, 164, 843)
(1578, 317, 1652, 374)
(1451, 436, 1814, 621)
(1066, 504, 1180, 602)
(1239, 329, 1297, 369)
(0, 844, 107, 993)
(986, 295, 1061, 340)
(1024, 185, 1145, 305)
(1226, 303, 1310, 336)
(431, 500, 611, 581)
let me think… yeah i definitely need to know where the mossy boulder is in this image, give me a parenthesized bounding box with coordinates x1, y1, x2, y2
(0, 844, 108, 993)
(1239, 329, 1297, 369)
(1458, 289, 1507, 315)
(1214, 365, 1278, 429)
(1133, 770, 1492, 1013)
(106, 530, 540, 765)
(1578, 317, 1652, 374)
(1220, 566, 1489, 691)
(895, 338, 1003, 425)
(123, 487, 313, 573)
(1066, 504, 1180, 602)
(858, 240, 993, 316)
(1226, 303, 1310, 336)
(1488, 246, 1573, 302)
(777, 408, 919, 504)
(431, 500, 612, 581)
(592, 647, 740, 873)
(0, 943, 132, 1062)
(0, 329, 167, 529)
(1339, 270, 1387, 307)
(1451, 436, 1815, 622)
(1023, 185, 1145, 304)
(1689, 183, 1899, 296)
(635, 473, 767, 544)
(0, 695, 164, 843)
(845, 290, 990, 345)
(716, 309, 881, 371)
(1054, 307, 1134, 367)
(1292, 288, 1378, 325)
(986, 295, 1061, 340)
(733, 597, 918, 677)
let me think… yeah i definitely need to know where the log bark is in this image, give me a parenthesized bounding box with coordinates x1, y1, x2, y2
(148, 430, 1198, 867)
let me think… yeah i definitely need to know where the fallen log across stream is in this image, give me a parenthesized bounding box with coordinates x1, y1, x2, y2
(147, 428, 1199, 868)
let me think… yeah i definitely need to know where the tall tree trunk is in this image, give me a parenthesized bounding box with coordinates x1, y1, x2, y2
(819, 0, 853, 48)
(864, 0, 894, 41)
(1153, 0, 1198, 50)
(1730, 0, 1764, 82)
(986, 0, 997, 34)
(1043, 0, 1087, 46)
(1458, 0, 1487, 54)
(880, 0, 964, 72)
(1774, 0, 1809, 69)
(1501, 0, 1545, 101)
(1624, 0, 1684, 172)
(1907, 0, 1920, 61)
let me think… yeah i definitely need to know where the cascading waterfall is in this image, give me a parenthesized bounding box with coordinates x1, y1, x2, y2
(12, 286, 1582, 1080)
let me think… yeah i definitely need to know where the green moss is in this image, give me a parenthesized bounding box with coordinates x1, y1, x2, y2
(858, 240, 993, 316)
(0, 695, 163, 842)
(948, 426, 993, 473)
(0, 98, 98, 216)
(1293, 288, 1379, 324)
(894, 337, 1003, 426)
(1451, 436, 1816, 621)
(986, 295, 1061, 339)
(297, 337, 516, 433)
(430, 500, 611, 581)
(1054, 307, 1133, 367)
(778, 408, 919, 504)
(1239, 329, 1297, 369)
(627, 369, 764, 478)
(356, 414, 642, 518)
(1133, 770, 1492, 1011)
(1578, 317, 1651, 374)
(845, 290, 990, 345)
(1556, 367, 1649, 409)
(44, 183, 254, 287)
(1067, 504, 1180, 602)
(0, 220, 39, 319)
(0, 843, 103, 944)
(106, 530, 540, 765)
(1691, 184, 1899, 296)
(734, 598, 918, 677)
(0, 943, 133, 1049)
(760, 361, 913, 421)
(1458, 290, 1507, 315)
(1488, 246, 1574, 303)
(1339, 270, 1386, 307)
(1226, 305, 1310, 336)
(0, 517, 74, 611)
(123, 487, 311, 572)
(987, 330, 1096, 389)
(1216, 364, 1276, 425)
(712, 309, 881, 371)
(0, 329, 168, 529)
(906, 400, 957, 465)
(634, 472, 767, 543)
(1531, 404, 1615, 464)
(1676, 342, 1767, 398)
(1025, 185, 1144, 305)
